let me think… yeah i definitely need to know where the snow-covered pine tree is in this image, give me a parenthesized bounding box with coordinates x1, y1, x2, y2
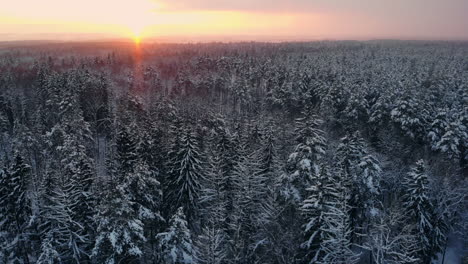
(368, 92, 390, 132)
(157, 207, 196, 264)
(427, 108, 449, 150)
(390, 95, 428, 141)
(0, 154, 32, 263)
(402, 160, 436, 263)
(212, 126, 239, 231)
(251, 123, 284, 262)
(362, 207, 419, 264)
(58, 132, 97, 261)
(229, 152, 267, 263)
(127, 160, 162, 224)
(115, 124, 139, 174)
(166, 127, 204, 225)
(301, 165, 332, 263)
(37, 172, 87, 263)
(200, 149, 227, 229)
(94, 120, 163, 263)
(92, 180, 146, 264)
(195, 226, 227, 264)
(434, 116, 467, 160)
(302, 163, 360, 264)
(336, 131, 381, 242)
(281, 113, 326, 203)
(259, 124, 278, 189)
(319, 168, 360, 264)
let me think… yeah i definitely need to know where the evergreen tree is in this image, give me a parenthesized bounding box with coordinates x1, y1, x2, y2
(301, 165, 332, 263)
(61, 133, 96, 261)
(362, 208, 419, 264)
(92, 181, 146, 264)
(259, 125, 278, 189)
(37, 172, 87, 263)
(157, 207, 197, 264)
(390, 95, 428, 141)
(0, 154, 32, 263)
(166, 127, 204, 225)
(336, 131, 381, 242)
(229, 152, 267, 263)
(195, 226, 227, 264)
(116, 125, 138, 174)
(281, 113, 326, 203)
(302, 165, 360, 264)
(402, 160, 437, 263)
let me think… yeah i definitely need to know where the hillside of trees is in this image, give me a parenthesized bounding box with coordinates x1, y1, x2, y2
(0, 40, 467, 263)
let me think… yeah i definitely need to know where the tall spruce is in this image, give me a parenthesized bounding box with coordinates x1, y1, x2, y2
(0, 154, 32, 263)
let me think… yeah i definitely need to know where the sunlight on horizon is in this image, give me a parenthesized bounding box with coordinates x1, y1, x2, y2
(0, 0, 467, 41)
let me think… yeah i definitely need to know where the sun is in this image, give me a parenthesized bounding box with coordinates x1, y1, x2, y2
(133, 34, 142, 45)
(128, 22, 147, 44)
(119, 0, 162, 43)
(130, 25, 143, 43)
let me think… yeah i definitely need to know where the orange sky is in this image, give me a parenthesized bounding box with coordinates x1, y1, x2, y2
(1, 0, 467, 41)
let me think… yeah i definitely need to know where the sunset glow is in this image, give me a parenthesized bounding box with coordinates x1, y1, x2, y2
(1, 0, 467, 41)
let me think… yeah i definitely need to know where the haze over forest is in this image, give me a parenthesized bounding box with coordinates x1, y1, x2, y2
(0, 1, 467, 264)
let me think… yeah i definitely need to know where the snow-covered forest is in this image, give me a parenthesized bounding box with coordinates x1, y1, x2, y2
(0, 40, 467, 263)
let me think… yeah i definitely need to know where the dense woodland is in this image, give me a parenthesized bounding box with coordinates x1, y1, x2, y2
(0, 41, 467, 263)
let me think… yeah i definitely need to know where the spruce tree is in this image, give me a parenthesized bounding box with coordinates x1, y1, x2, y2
(166, 127, 204, 225)
(282, 113, 326, 203)
(92, 181, 146, 263)
(402, 160, 437, 263)
(0, 154, 32, 263)
(37, 172, 86, 263)
(195, 226, 227, 264)
(302, 165, 360, 264)
(157, 207, 196, 264)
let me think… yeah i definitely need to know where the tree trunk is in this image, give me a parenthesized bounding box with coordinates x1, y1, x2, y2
(441, 238, 448, 264)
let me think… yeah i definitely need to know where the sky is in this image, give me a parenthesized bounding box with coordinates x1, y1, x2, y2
(1, 0, 467, 41)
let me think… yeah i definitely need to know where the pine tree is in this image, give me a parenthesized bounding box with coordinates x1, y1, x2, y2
(302, 165, 360, 264)
(195, 226, 227, 264)
(166, 128, 204, 225)
(301, 165, 332, 263)
(212, 127, 239, 232)
(116, 125, 138, 175)
(0, 154, 32, 263)
(281, 113, 326, 203)
(93, 123, 161, 263)
(200, 151, 227, 229)
(362, 208, 419, 264)
(259, 125, 278, 189)
(157, 207, 197, 264)
(60, 133, 96, 261)
(319, 168, 360, 264)
(336, 131, 381, 241)
(92, 181, 146, 264)
(402, 160, 436, 263)
(435, 118, 467, 160)
(390, 95, 428, 141)
(230, 152, 267, 263)
(37, 172, 87, 263)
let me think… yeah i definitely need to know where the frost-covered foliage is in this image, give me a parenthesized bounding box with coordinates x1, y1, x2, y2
(0, 154, 32, 263)
(302, 165, 360, 264)
(0, 41, 466, 263)
(401, 160, 446, 263)
(362, 208, 419, 264)
(195, 226, 226, 264)
(157, 207, 196, 264)
(166, 127, 204, 225)
(280, 113, 326, 203)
